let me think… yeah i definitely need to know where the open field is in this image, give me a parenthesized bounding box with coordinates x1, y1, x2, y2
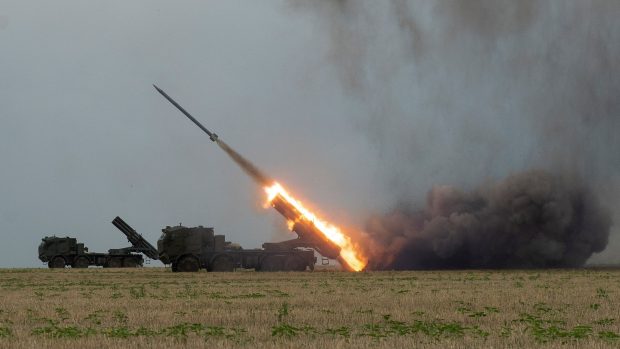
(0, 268, 618, 348)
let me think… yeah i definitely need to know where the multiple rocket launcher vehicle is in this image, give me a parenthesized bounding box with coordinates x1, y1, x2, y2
(38, 217, 156, 269)
(38, 85, 346, 272)
(39, 216, 317, 272)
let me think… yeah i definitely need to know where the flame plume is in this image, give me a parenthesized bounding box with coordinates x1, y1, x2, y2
(265, 182, 368, 271)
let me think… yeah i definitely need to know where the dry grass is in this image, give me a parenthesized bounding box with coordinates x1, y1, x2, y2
(0, 268, 618, 348)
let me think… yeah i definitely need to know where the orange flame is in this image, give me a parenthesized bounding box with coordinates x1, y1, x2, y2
(264, 182, 367, 271)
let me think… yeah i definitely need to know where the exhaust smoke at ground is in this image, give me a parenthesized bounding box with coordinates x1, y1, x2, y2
(364, 171, 611, 269)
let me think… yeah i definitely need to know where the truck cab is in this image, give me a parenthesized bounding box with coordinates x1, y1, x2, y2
(38, 236, 87, 268)
(157, 225, 314, 272)
(158, 225, 234, 271)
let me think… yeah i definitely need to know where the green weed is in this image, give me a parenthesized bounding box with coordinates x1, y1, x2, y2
(207, 292, 266, 300)
(469, 325, 490, 338)
(33, 291, 44, 300)
(277, 303, 289, 322)
(272, 324, 299, 338)
(176, 284, 199, 299)
(594, 318, 615, 325)
(266, 289, 290, 297)
(324, 326, 351, 338)
(202, 326, 226, 337)
(455, 302, 498, 318)
(104, 326, 134, 338)
(163, 323, 204, 338)
(271, 324, 315, 338)
(0, 327, 11, 338)
(500, 326, 512, 337)
(239, 292, 266, 299)
(84, 310, 106, 325)
(518, 313, 592, 342)
(55, 307, 70, 322)
(113, 310, 128, 325)
(533, 303, 552, 313)
(129, 285, 146, 299)
(596, 288, 609, 299)
(599, 331, 620, 341)
(204, 326, 249, 343)
(484, 306, 500, 313)
(360, 315, 471, 339)
(32, 325, 96, 338)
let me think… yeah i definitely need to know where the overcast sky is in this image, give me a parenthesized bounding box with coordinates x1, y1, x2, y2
(1, 1, 618, 267)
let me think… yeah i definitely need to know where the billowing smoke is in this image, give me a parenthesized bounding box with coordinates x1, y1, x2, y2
(288, 1, 619, 267)
(364, 171, 611, 269)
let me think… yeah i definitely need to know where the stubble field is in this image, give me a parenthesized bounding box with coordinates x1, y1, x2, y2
(0, 268, 618, 348)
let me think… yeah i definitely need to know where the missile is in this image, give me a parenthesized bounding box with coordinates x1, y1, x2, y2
(153, 84, 219, 142)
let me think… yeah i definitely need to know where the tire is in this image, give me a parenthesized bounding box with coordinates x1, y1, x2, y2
(122, 257, 139, 268)
(176, 255, 200, 272)
(106, 257, 123, 268)
(72, 256, 89, 269)
(48, 256, 66, 269)
(284, 256, 307, 271)
(259, 255, 284, 272)
(209, 255, 234, 272)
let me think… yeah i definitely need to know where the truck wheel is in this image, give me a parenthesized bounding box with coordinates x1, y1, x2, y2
(72, 257, 89, 269)
(259, 256, 284, 272)
(176, 256, 199, 272)
(106, 257, 123, 268)
(284, 256, 307, 271)
(122, 258, 139, 268)
(210, 255, 234, 272)
(49, 256, 66, 269)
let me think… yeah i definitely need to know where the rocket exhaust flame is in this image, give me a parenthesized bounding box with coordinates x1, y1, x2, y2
(265, 183, 367, 271)
(154, 85, 368, 271)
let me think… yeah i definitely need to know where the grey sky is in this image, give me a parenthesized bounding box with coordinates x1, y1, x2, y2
(1, 1, 618, 267)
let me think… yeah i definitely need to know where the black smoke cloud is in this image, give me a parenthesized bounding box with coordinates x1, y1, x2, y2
(364, 171, 611, 269)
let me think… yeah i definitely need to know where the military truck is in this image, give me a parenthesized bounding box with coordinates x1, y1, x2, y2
(38, 236, 144, 268)
(38, 217, 158, 269)
(157, 225, 316, 272)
